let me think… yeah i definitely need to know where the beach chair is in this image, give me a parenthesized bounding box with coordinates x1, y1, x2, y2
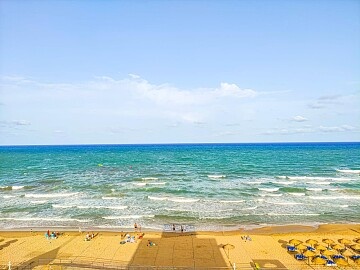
(351, 255, 360, 260)
(287, 246, 297, 252)
(294, 254, 306, 260)
(307, 246, 316, 251)
(326, 260, 336, 267)
(332, 254, 345, 260)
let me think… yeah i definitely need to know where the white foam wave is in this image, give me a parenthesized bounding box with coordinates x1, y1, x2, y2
(306, 188, 323, 192)
(0, 217, 89, 222)
(141, 177, 159, 180)
(147, 182, 166, 185)
(102, 196, 119, 200)
(243, 206, 257, 210)
(148, 196, 168, 201)
(289, 193, 306, 196)
(12, 186, 24, 190)
(273, 181, 297, 185)
(306, 182, 330, 185)
(219, 200, 244, 203)
(31, 200, 47, 204)
(260, 193, 283, 197)
(134, 183, 147, 186)
(0, 186, 9, 189)
(102, 215, 154, 220)
(268, 213, 320, 216)
(247, 181, 263, 185)
(3, 195, 16, 198)
(168, 197, 199, 203)
(270, 202, 303, 205)
(208, 175, 226, 179)
(336, 169, 360, 174)
(25, 192, 79, 198)
(52, 204, 74, 208)
(258, 188, 279, 192)
(309, 195, 360, 200)
(53, 204, 128, 210)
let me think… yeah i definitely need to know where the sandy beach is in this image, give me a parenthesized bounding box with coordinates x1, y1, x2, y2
(1, 224, 360, 269)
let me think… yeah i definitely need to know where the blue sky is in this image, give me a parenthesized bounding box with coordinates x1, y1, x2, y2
(0, 0, 359, 145)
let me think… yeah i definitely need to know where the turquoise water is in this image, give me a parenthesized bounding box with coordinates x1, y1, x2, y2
(0, 143, 359, 230)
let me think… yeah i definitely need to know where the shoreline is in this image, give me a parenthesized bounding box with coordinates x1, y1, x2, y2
(1, 223, 359, 235)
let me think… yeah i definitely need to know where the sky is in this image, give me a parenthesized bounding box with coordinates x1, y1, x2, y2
(0, 0, 359, 145)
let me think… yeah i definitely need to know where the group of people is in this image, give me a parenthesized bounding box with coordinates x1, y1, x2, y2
(45, 230, 60, 239)
(134, 223, 142, 232)
(172, 224, 185, 233)
(84, 232, 97, 241)
(241, 235, 252, 241)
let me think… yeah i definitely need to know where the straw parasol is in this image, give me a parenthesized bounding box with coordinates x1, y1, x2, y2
(289, 239, 302, 245)
(341, 249, 353, 257)
(334, 258, 349, 266)
(351, 244, 360, 251)
(323, 239, 335, 247)
(331, 244, 344, 251)
(312, 256, 326, 265)
(315, 244, 327, 251)
(339, 238, 352, 245)
(355, 238, 360, 244)
(322, 249, 335, 256)
(223, 244, 235, 258)
(296, 244, 308, 251)
(303, 250, 316, 257)
(306, 239, 318, 247)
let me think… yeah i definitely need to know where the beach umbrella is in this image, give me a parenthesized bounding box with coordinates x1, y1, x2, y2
(315, 244, 327, 251)
(289, 239, 302, 245)
(223, 244, 235, 258)
(322, 249, 335, 256)
(303, 250, 316, 257)
(341, 249, 353, 257)
(339, 238, 352, 245)
(312, 257, 326, 265)
(334, 258, 349, 266)
(296, 244, 308, 251)
(323, 239, 335, 248)
(351, 244, 360, 251)
(306, 239, 318, 247)
(331, 244, 344, 251)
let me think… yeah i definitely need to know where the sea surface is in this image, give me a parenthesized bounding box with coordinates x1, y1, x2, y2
(0, 143, 359, 231)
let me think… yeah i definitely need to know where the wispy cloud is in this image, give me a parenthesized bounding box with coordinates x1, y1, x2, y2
(0, 120, 31, 127)
(291, 116, 308, 122)
(264, 125, 357, 135)
(308, 93, 359, 109)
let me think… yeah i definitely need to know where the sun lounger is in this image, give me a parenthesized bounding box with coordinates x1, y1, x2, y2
(307, 246, 316, 251)
(351, 255, 360, 260)
(295, 254, 306, 260)
(332, 255, 345, 259)
(326, 260, 336, 267)
(287, 246, 297, 252)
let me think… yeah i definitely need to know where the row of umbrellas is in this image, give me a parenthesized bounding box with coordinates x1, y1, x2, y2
(288, 238, 360, 266)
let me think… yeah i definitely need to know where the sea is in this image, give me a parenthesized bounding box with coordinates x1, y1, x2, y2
(0, 143, 359, 231)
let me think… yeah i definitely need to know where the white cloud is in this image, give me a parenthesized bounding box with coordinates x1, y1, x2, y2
(291, 116, 308, 122)
(0, 120, 31, 127)
(319, 125, 355, 132)
(264, 125, 357, 135)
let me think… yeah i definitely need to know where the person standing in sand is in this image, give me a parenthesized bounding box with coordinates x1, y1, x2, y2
(134, 223, 138, 232)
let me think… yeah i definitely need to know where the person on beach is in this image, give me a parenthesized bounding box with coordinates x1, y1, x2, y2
(172, 224, 176, 232)
(181, 225, 184, 233)
(134, 223, 138, 232)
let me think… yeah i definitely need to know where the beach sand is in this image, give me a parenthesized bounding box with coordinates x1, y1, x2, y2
(1, 224, 360, 269)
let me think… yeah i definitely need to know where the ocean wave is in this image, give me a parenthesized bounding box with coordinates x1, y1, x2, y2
(25, 192, 79, 198)
(141, 177, 159, 180)
(336, 169, 360, 174)
(148, 196, 199, 203)
(3, 195, 16, 198)
(309, 195, 360, 200)
(31, 200, 47, 204)
(0, 185, 25, 190)
(269, 202, 303, 205)
(147, 182, 166, 185)
(306, 182, 330, 185)
(102, 196, 119, 200)
(243, 206, 257, 210)
(260, 193, 283, 197)
(289, 193, 306, 196)
(306, 188, 323, 192)
(280, 187, 307, 193)
(273, 181, 297, 185)
(134, 183, 147, 186)
(258, 188, 279, 192)
(219, 200, 244, 203)
(53, 204, 128, 210)
(278, 176, 352, 181)
(102, 215, 154, 220)
(0, 217, 89, 222)
(208, 175, 226, 179)
(247, 181, 263, 185)
(267, 213, 320, 216)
